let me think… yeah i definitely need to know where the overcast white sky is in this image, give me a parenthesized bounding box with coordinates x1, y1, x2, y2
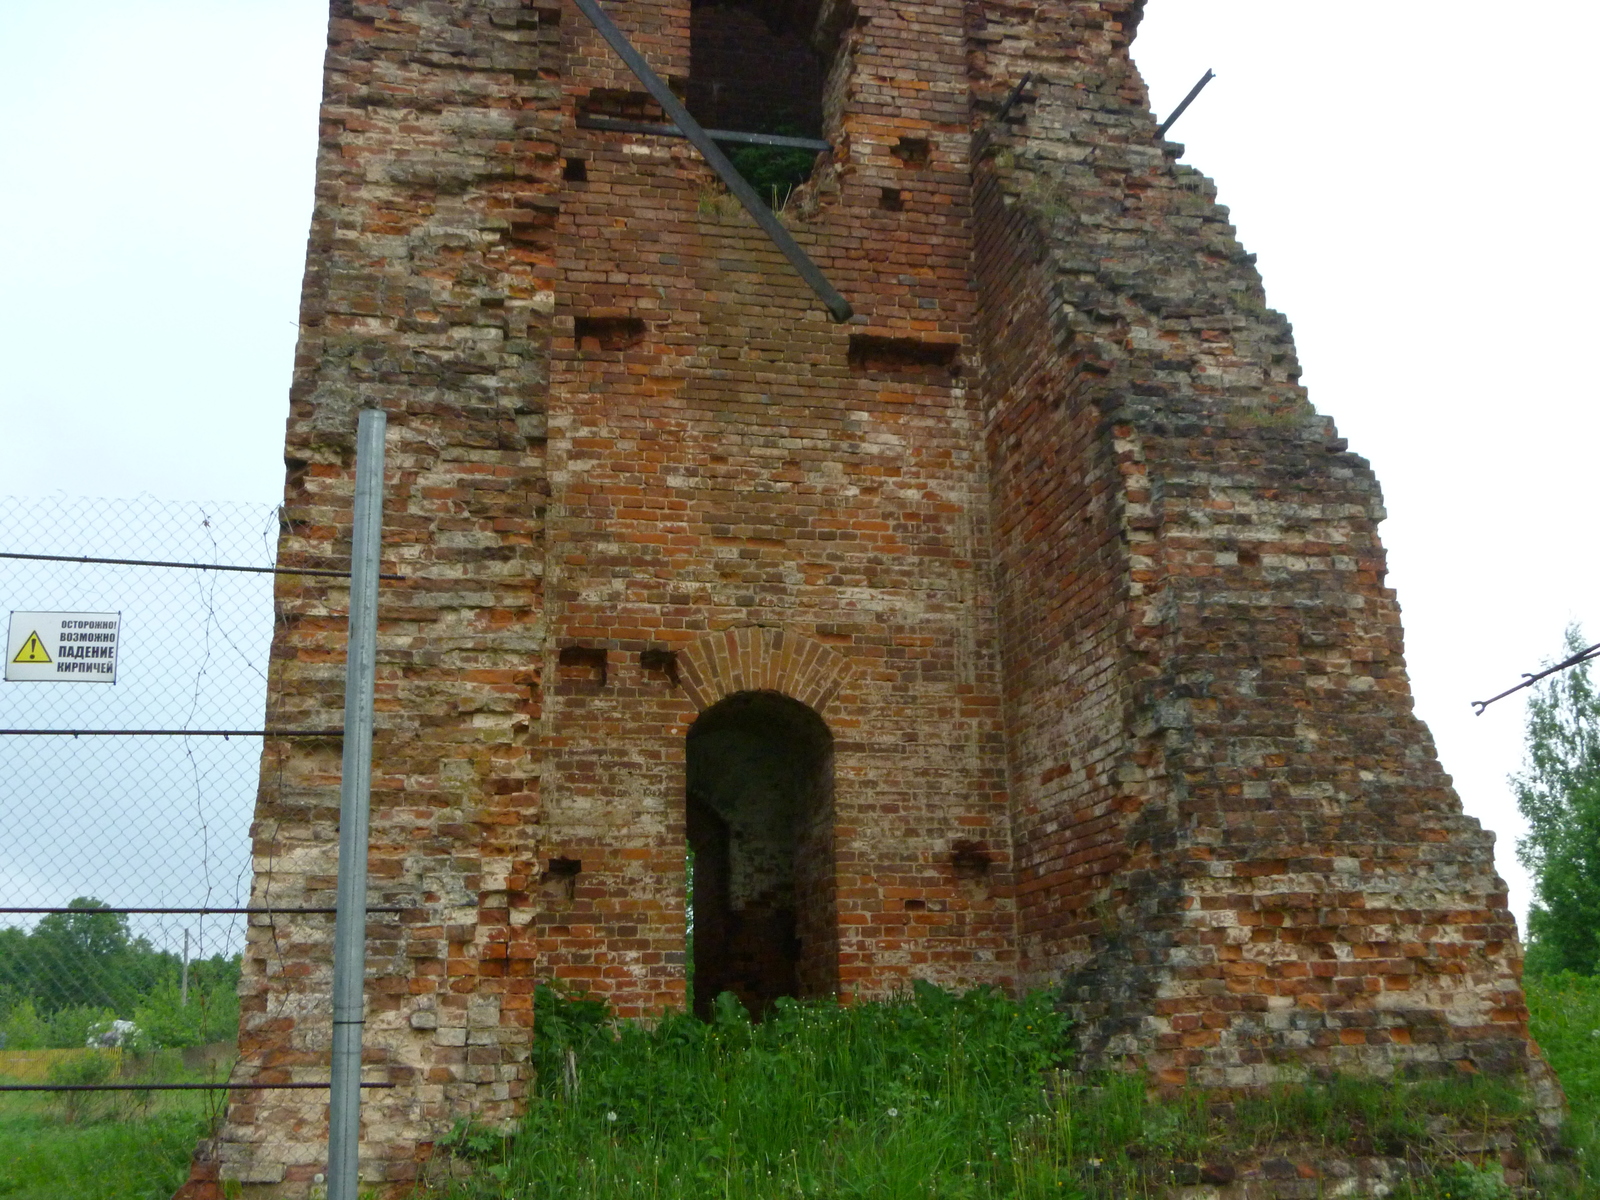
(2, 0, 1596, 928)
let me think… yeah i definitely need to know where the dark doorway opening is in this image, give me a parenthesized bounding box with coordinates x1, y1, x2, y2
(685, 689, 835, 1020)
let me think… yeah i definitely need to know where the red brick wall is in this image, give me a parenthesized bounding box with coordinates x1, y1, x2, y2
(210, 0, 1015, 1190)
(971, 152, 1134, 1020)
(541, 0, 1012, 1026)
(200, 0, 1551, 1192)
(966, 0, 1542, 1090)
(210, 0, 565, 1189)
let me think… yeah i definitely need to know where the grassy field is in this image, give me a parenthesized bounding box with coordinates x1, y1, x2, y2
(0, 1096, 210, 1200)
(0, 1049, 221, 1200)
(415, 984, 1553, 1200)
(4, 978, 1600, 1198)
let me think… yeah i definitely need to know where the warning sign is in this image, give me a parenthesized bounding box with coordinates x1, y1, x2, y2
(13, 631, 51, 663)
(5, 612, 121, 683)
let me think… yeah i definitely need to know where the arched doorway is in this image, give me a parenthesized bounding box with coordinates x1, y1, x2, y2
(685, 689, 835, 1019)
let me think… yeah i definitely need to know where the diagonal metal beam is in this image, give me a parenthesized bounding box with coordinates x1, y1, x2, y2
(570, 0, 853, 323)
(1156, 69, 1216, 139)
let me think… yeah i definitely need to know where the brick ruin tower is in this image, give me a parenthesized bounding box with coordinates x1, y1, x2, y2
(196, 0, 1553, 1192)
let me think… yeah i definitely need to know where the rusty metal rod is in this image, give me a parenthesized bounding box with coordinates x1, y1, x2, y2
(577, 115, 830, 152)
(992, 72, 1033, 126)
(0, 550, 403, 580)
(1473, 641, 1600, 715)
(0, 1082, 396, 1092)
(0, 906, 404, 915)
(0, 729, 342, 736)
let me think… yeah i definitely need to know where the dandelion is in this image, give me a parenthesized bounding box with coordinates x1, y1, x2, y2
(607, 1111, 619, 1123)
(887, 1107, 899, 1118)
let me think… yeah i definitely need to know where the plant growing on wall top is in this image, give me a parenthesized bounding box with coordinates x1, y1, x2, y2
(726, 125, 818, 209)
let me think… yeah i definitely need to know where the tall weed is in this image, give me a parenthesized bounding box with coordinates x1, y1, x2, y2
(1527, 972, 1600, 1197)
(426, 983, 1573, 1200)
(432, 982, 1076, 1200)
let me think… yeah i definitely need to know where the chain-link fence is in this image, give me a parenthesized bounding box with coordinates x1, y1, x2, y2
(0, 495, 279, 1069)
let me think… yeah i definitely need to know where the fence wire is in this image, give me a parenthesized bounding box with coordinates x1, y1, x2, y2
(0, 495, 280, 1060)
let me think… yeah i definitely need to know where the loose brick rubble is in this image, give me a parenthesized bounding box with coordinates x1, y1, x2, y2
(183, 0, 1556, 1194)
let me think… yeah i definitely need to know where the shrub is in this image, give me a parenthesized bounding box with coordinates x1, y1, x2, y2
(133, 978, 240, 1049)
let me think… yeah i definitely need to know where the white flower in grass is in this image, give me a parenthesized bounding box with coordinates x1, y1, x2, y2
(887, 1108, 899, 1118)
(607, 1111, 618, 1123)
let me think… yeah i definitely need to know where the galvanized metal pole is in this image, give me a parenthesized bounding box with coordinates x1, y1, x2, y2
(328, 407, 386, 1200)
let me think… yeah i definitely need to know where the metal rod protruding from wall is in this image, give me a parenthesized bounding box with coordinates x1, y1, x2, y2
(570, 0, 853, 323)
(328, 408, 386, 1200)
(1156, 69, 1215, 139)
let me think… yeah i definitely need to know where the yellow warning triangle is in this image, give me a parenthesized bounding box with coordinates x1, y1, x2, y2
(12, 631, 51, 664)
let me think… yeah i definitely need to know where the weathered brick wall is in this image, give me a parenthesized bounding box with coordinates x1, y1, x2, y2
(190, 0, 1551, 1193)
(540, 0, 1013, 1021)
(200, 0, 1017, 1192)
(967, 0, 1543, 1090)
(204, 0, 563, 1191)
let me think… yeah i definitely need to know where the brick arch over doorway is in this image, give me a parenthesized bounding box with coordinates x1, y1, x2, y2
(675, 626, 852, 716)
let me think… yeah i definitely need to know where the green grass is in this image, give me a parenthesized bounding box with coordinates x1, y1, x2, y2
(0, 977, 1593, 1199)
(0, 1049, 224, 1200)
(1527, 971, 1600, 1196)
(0, 1090, 212, 1200)
(418, 984, 1550, 1200)
(424, 983, 1078, 1199)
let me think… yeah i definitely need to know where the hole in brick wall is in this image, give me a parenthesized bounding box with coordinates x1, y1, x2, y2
(878, 187, 904, 211)
(686, 689, 835, 1021)
(520, 0, 562, 24)
(579, 89, 661, 121)
(1238, 548, 1261, 567)
(557, 645, 608, 688)
(903, 898, 926, 911)
(507, 200, 558, 246)
(542, 857, 582, 903)
(847, 334, 959, 377)
(641, 648, 679, 684)
(563, 157, 588, 182)
(891, 137, 930, 166)
(951, 840, 993, 879)
(573, 315, 647, 352)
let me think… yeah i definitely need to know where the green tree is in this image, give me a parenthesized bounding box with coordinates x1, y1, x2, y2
(1514, 625, 1600, 975)
(0, 897, 175, 1015)
(133, 954, 242, 1048)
